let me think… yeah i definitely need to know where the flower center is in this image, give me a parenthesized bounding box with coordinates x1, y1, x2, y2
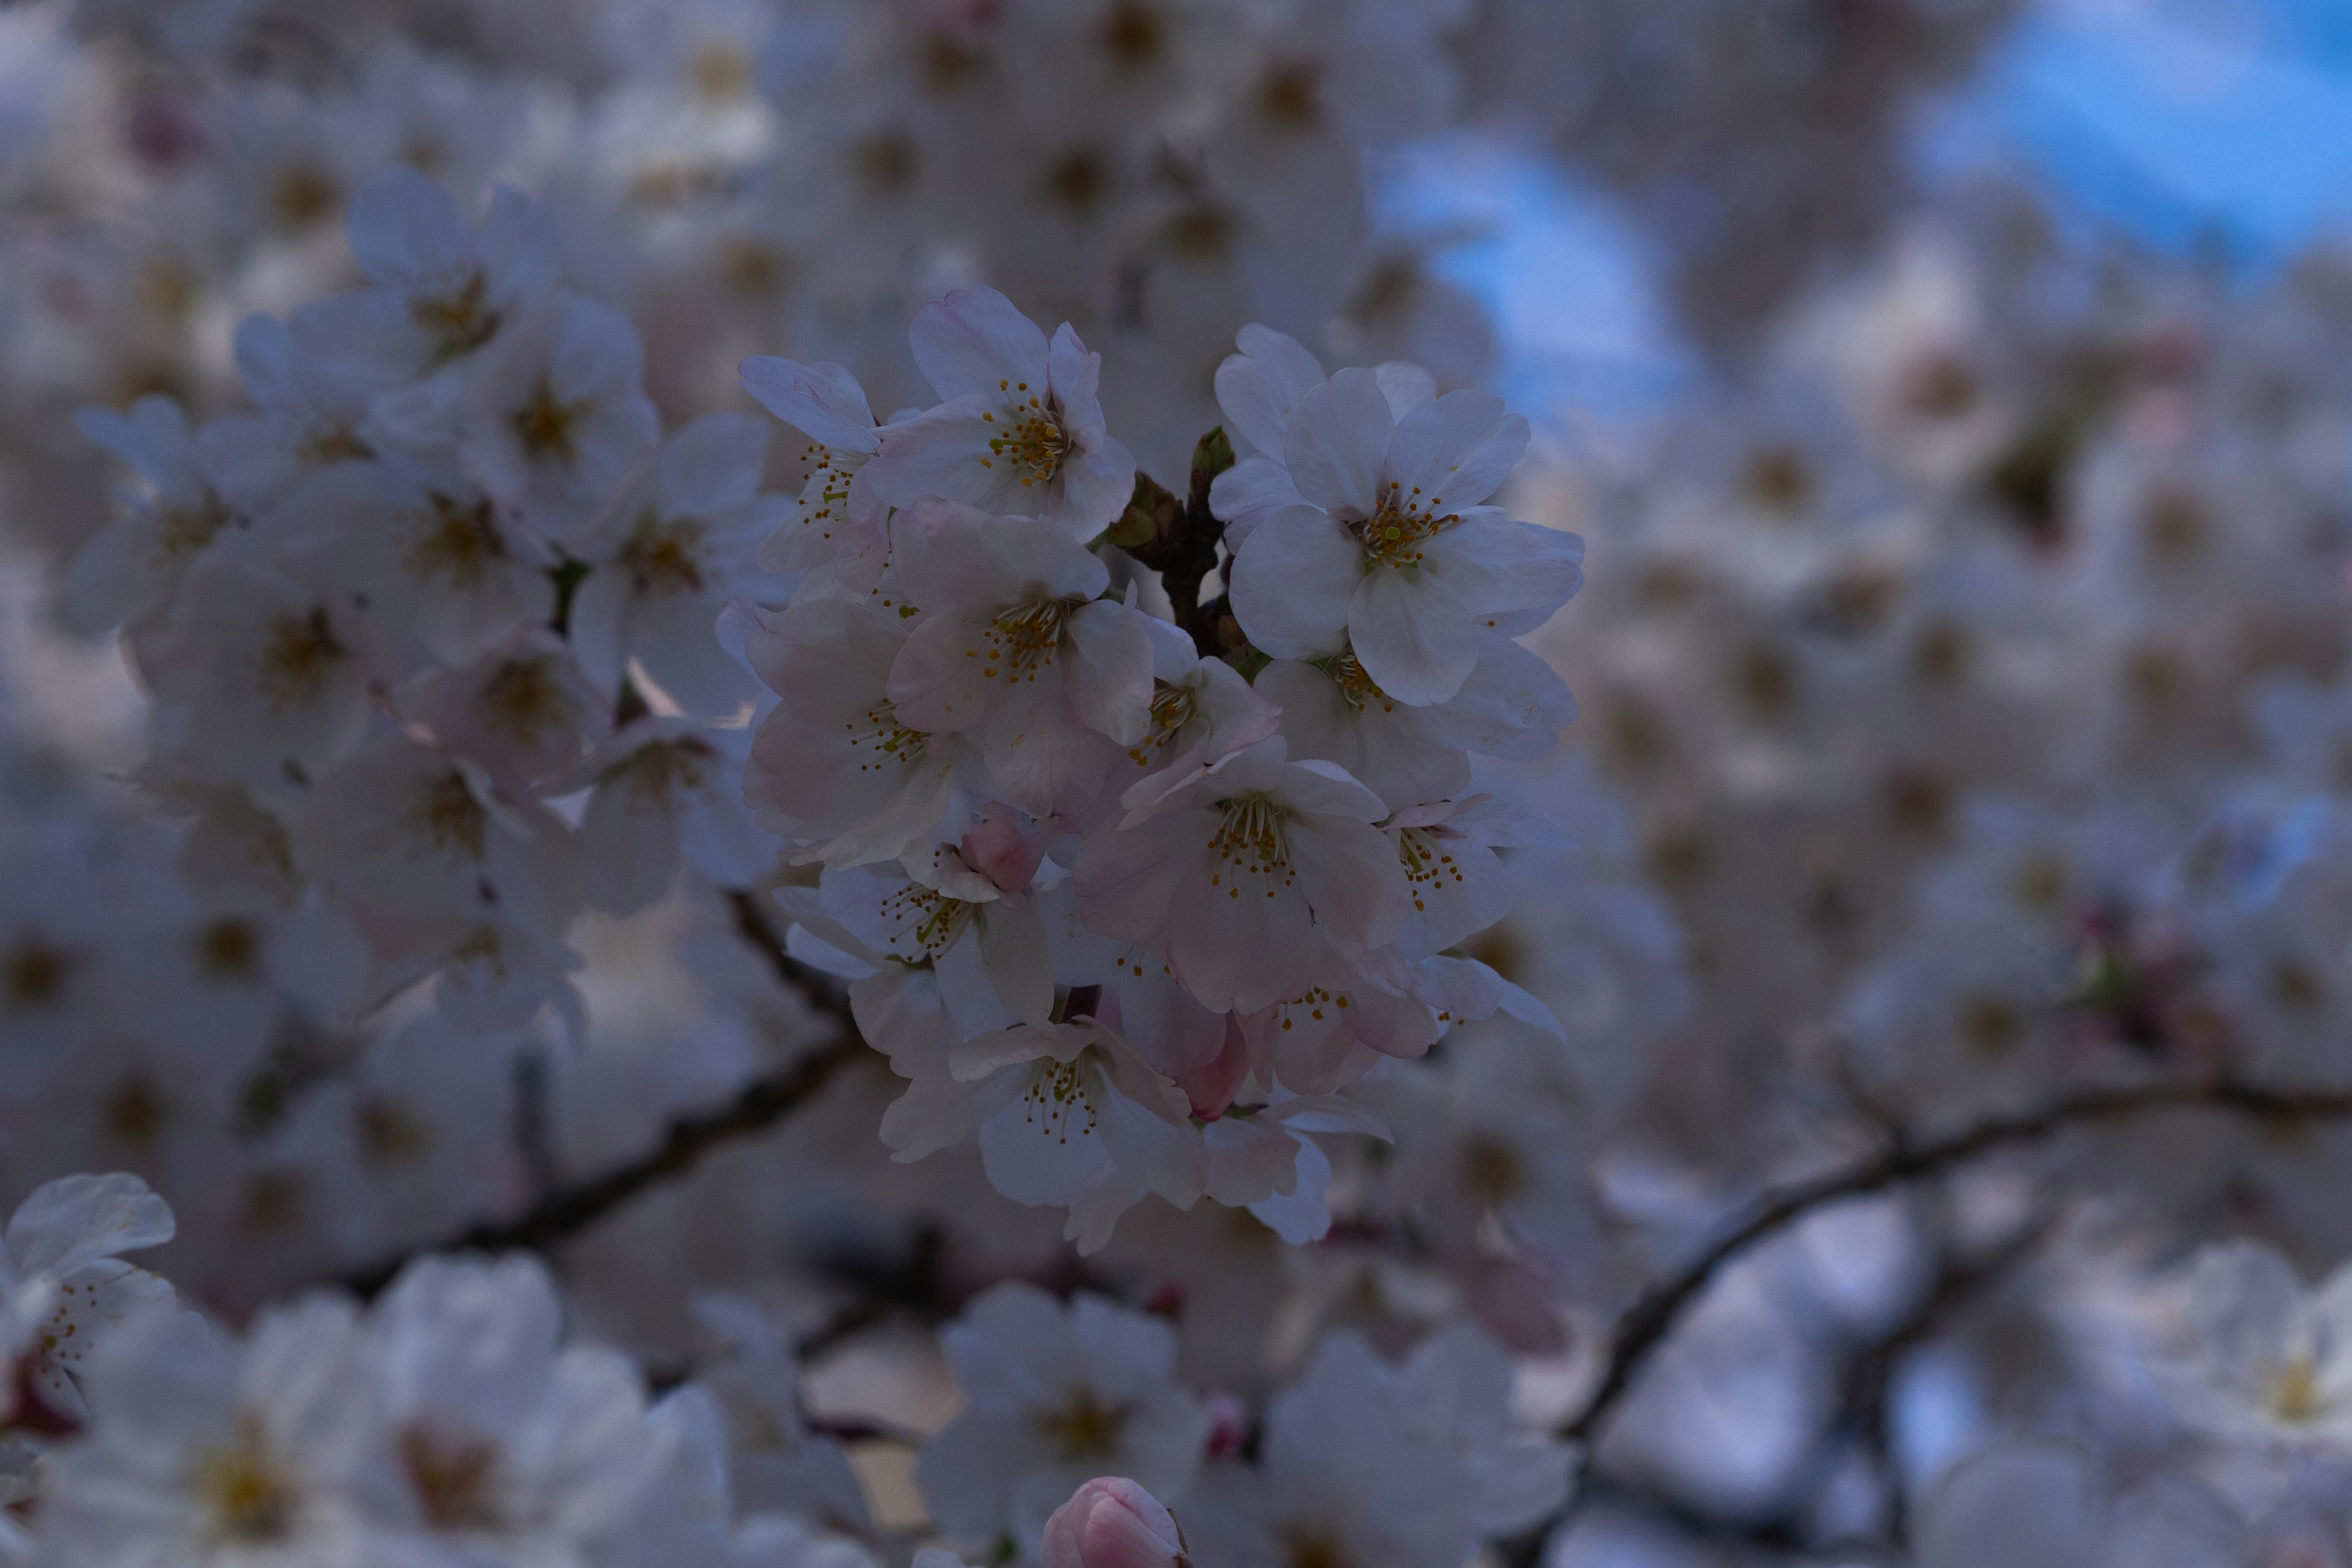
(1286, 1534, 1349, 1568)
(2270, 1357, 2326, 1424)
(410, 771, 487, 861)
(1035, 1389, 1129, 1461)
(688, 41, 753, 101)
(850, 699, 928, 774)
(1020, 1056, 1100, 1145)
(876, 883, 974, 962)
(1354, 483, 1457, 571)
(478, 657, 575, 743)
(607, 738, 717, 813)
(152, 498, 231, 566)
(1209, 794, 1295, 900)
(102, 1072, 171, 1147)
(980, 380, 1069, 488)
(1258, 61, 1322, 130)
(258, 606, 349, 713)
(1128, 681, 1197, 766)
(405, 492, 507, 587)
(357, 1097, 431, 1165)
(195, 1415, 300, 1545)
(270, 165, 340, 231)
(793, 440, 861, 541)
(4, 935, 74, 1009)
(1461, 1135, 1525, 1202)
(297, 424, 372, 466)
(1099, 2, 1164, 69)
(621, 517, 708, 595)
(1268, 984, 1349, 1032)
(448, 925, 510, 976)
(411, 270, 501, 363)
(1324, 649, 1393, 714)
(399, 1422, 504, 1532)
(1395, 827, 1462, 913)
(981, 597, 1080, 679)
(513, 377, 588, 464)
(194, 917, 261, 981)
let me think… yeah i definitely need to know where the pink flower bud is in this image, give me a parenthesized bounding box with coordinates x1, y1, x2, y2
(1200, 1391, 1251, 1460)
(1180, 1016, 1250, 1121)
(962, 802, 1053, 894)
(1041, 1477, 1188, 1568)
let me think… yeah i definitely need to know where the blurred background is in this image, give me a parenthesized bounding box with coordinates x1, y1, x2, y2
(5, 1, 2352, 1563)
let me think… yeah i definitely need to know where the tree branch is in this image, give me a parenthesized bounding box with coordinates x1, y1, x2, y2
(1562, 1076, 2352, 1447)
(1113, 429, 1234, 658)
(334, 888, 864, 1298)
(1495, 1075, 2352, 1565)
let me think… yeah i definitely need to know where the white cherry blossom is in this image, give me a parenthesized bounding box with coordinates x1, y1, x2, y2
(1072, 737, 1407, 1013)
(865, 287, 1135, 542)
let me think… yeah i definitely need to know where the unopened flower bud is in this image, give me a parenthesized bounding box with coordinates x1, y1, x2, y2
(1041, 1477, 1188, 1568)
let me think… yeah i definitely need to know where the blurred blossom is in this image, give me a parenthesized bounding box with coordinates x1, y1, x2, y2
(0, 3, 2348, 1567)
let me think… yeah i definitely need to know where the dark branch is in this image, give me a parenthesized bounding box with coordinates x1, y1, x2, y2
(333, 888, 864, 1298)
(1558, 1210, 2052, 1561)
(1114, 428, 1235, 658)
(1561, 1076, 2352, 1448)
(1494, 1075, 2352, 1566)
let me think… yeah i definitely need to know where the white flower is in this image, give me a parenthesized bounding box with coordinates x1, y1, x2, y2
(943, 1016, 1204, 1224)
(1122, 617, 1283, 783)
(769, 883, 968, 1080)
(1371, 1325, 1572, 1536)
(884, 499, 1155, 818)
(353, 1254, 669, 1557)
(1207, 324, 1333, 545)
(567, 411, 791, 717)
(277, 458, 556, 669)
(917, 1284, 1210, 1555)
(1384, 796, 1569, 961)
(738, 355, 892, 593)
(687, 1297, 872, 1537)
(296, 736, 580, 940)
(818, 843, 1054, 1036)
(143, 535, 388, 797)
(202, 314, 377, 514)
(64, 397, 240, 633)
(1232, 949, 1444, 1096)
(1072, 738, 1408, 1014)
(454, 293, 662, 536)
(0, 1174, 176, 1428)
(1254, 631, 1575, 810)
(402, 630, 608, 794)
(294, 165, 559, 399)
(556, 718, 771, 916)
(1182, 1330, 1480, 1568)
(1199, 1091, 1392, 1245)
(2154, 1240, 2352, 1443)
(1220, 354, 1581, 706)
(865, 286, 1135, 541)
(743, 595, 965, 869)
(1912, 1441, 2248, 1568)
(40, 1300, 377, 1564)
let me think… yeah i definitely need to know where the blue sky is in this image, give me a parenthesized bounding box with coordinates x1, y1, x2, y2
(1396, 0, 2352, 417)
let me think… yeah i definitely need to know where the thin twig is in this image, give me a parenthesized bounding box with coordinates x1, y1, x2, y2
(1562, 1076, 2352, 1448)
(333, 889, 863, 1298)
(1494, 1075, 2352, 1566)
(1566, 1210, 2053, 1559)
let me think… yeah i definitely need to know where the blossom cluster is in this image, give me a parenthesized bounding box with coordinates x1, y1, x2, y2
(5, 1, 2352, 1567)
(0, 1171, 1573, 1568)
(747, 285, 1581, 1248)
